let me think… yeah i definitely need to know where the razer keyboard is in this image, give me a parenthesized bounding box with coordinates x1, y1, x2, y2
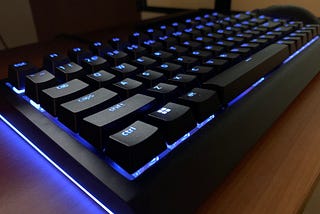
(1, 9, 320, 214)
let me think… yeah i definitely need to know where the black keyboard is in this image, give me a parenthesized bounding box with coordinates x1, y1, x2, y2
(1, 9, 320, 214)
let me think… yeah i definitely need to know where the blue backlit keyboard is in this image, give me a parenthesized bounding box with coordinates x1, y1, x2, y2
(1, 10, 320, 213)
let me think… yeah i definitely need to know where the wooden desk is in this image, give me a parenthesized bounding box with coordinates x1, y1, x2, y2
(1, 38, 320, 214)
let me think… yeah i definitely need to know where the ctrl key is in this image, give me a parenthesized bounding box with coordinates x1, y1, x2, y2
(106, 121, 166, 173)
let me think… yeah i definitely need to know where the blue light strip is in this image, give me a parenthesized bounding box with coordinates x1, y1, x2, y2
(282, 36, 319, 64)
(0, 114, 114, 214)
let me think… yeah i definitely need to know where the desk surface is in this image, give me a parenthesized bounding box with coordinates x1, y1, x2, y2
(1, 37, 320, 214)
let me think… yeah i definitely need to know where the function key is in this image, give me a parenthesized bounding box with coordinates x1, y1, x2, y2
(8, 61, 38, 89)
(68, 47, 93, 64)
(25, 70, 57, 103)
(43, 53, 70, 74)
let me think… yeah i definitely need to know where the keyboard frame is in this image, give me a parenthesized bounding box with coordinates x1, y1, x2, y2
(1, 31, 320, 214)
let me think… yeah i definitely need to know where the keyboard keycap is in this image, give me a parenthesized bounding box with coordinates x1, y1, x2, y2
(55, 62, 85, 82)
(43, 53, 70, 74)
(203, 43, 290, 104)
(58, 88, 119, 132)
(8, 61, 38, 89)
(86, 70, 117, 88)
(112, 78, 144, 98)
(25, 70, 57, 103)
(178, 88, 221, 122)
(107, 120, 166, 173)
(80, 94, 156, 149)
(147, 102, 196, 144)
(40, 79, 90, 116)
(82, 56, 108, 73)
(135, 70, 166, 87)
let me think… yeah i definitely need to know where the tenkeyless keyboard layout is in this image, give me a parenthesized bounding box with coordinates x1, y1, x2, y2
(1, 10, 320, 213)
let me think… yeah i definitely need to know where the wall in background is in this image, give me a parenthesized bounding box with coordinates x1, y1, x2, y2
(0, 0, 38, 50)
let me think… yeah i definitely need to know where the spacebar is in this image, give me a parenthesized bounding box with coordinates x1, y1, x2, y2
(203, 43, 290, 104)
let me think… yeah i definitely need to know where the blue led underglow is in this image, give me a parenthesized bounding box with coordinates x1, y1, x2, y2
(93, 42, 102, 47)
(12, 86, 25, 94)
(0, 114, 114, 214)
(282, 36, 319, 64)
(29, 100, 45, 112)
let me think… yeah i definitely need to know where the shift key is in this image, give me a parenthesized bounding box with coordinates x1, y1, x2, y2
(80, 94, 156, 150)
(203, 43, 289, 104)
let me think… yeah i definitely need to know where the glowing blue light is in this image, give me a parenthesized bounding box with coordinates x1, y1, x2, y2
(67, 63, 73, 67)
(93, 42, 102, 47)
(220, 54, 228, 58)
(173, 32, 182, 36)
(184, 28, 192, 33)
(177, 57, 183, 61)
(159, 36, 168, 41)
(49, 53, 58, 58)
(142, 72, 150, 76)
(283, 36, 319, 64)
(161, 64, 169, 68)
(58, 66, 65, 70)
(185, 19, 191, 23)
(78, 94, 95, 102)
(217, 29, 224, 34)
(206, 59, 214, 64)
(192, 51, 200, 55)
(206, 22, 214, 27)
(144, 40, 155, 45)
(13, 86, 25, 94)
(112, 37, 120, 42)
(153, 85, 162, 90)
(73, 47, 81, 52)
(172, 22, 178, 26)
(0, 115, 114, 214)
(191, 67, 199, 72)
(29, 100, 45, 112)
(196, 25, 204, 29)
(133, 32, 140, 37)
(56, 83, 69, 90)
(120, 81, 128, 86)
(115, 64, 126, 70)
(157, 107, 171, 114)
(147, 29, 154, 33)
(173, 75, 182, 80)
(13, 62, 27, 67)
(217, 41, 224, 45)
(187, 92, 196, 97)
(195, 16, 201, 21)
(183, 41, 190, 45)
(195, 37, 203, 41)
(108, 103, 125, 112)
(137, 58, 144, 63)
(154, 52, 162, 56)
(169, 46, 176, 50)
(91, 56, 98, 61)
(205, 45, 213, 50)
(160, 25, 166, 30)
(245, 57, 252, 62)
(93, 72, 102, 77)
(121, 126, 137, 136)
(231, 48, 239, 52)
(241, 43, 249, 47)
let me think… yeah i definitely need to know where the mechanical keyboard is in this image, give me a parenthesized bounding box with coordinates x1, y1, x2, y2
(1, 9, 320, 214)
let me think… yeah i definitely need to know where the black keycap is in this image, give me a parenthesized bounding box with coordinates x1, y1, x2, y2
(58, 88, 119, 132)
(25, 70, 57, 103)
(112, 78, 144, 98)
(203, 44, 290, 104)
(190, 50, 213, 62)
(8, 61, 38, 89)
(151, 50, 174, 62)
(125, 44, 147, 59)
(157, 35, 177, 48)
(40, 79, 90, 116)
(277, 40, 296, 54)
(193, 36, 214, 46)
(107, 120, 166, 173)
(109, 37, 122, 50)
(80, 94, 155, 149)
(135, 70, 166, 87)
(105, 50, 128, 66)
(146, 83, 179, 104)
(145, 28, 163, 40)
(55, 62, 85, 82)
(142, 40, 163, 51)
(110, 63, 138, 78)
(203, 58, 229, 71)
(89, 42, 112, 56)
(173, 56, 198, 69)
(181, 40, 202, 51)
(81, 56, 108, 73)
(147, 102, 196, 144)
(186, 66, 215, 81)
(43, 53, 70, 74)
(171, 31, 191, 43)
(203, 45, 225, 55)
(86, 70, 117, 88)
(155, 62, 182, 78)
(132, 56, 157, 70)
(168, 74, 198, 92)
(167, 45, 189, 56)
(178, 88, 221, 122)
(68, 47, 93, 64)
(184, 28, 201, 38)
(128, 32, 148, 45)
